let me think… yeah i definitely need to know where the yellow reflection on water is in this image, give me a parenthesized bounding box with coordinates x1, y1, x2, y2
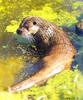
(0, 56, 24, 90)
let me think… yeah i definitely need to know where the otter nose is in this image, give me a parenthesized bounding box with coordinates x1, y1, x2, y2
(16, 29, 22, 35)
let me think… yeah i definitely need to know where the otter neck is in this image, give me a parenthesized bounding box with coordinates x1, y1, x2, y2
(33, 24, 73, 56)
(39, 23, 71, 46)
(50, 25, 71, 46)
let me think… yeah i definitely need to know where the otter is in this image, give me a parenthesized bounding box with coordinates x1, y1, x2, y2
(8, 16, 76, 92)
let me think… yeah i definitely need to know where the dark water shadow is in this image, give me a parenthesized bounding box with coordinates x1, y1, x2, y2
(15, 60, 44, 84)
(62, 14, 83, 72)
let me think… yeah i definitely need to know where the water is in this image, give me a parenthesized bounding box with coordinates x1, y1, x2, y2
(63, 23, 83, 71)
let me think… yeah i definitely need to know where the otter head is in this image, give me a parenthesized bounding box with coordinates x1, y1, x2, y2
(16, 16, 41, 38)
(16, 16, 55, 55)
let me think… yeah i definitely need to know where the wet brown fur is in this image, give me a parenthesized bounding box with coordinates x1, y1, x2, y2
(8, 17, 76, 92)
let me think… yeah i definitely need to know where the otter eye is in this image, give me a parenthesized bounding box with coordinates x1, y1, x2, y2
(33, 21, 36, 25)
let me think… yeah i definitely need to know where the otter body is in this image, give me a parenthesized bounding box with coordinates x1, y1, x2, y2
(9, 17, 76, 92)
